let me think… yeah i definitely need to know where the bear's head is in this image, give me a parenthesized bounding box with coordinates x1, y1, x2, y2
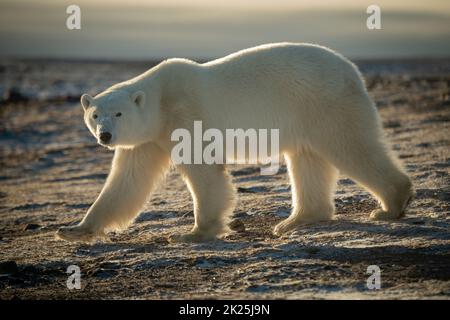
(81, 89, 159, 149)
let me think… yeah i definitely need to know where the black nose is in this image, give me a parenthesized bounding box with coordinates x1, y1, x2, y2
(99, 132, 112, 143)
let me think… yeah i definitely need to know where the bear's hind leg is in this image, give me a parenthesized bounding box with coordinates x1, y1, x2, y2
(170, 164, 236, 243)
(326, 139, 413, 221)
(274, 151, 338, 236)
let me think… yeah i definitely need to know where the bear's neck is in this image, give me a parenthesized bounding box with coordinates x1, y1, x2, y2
(157, 59, 203, 111)
(130, 58, 202, 101)
(160, 60, 205, 143)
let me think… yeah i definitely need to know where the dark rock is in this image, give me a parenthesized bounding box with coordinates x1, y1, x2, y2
(229, 219, 246, 232)
(392, 98, 408, 106)
(437, 191, 450, 201)
(22, 265, 40, 274)
(416, 142, 431, 148)
(0, 261, 18, 275)
(151, 199, 167, 205)
(65, 95, 80, 103)
(323, 265, 335, 270)
(99, 261, 120, 270)
(384, 120, 401, 128)
(338, 178, 354, 185)
(246, 284, 271, 292)
(3, 87, 28, 103)
(233, 211, 249, 218)
(238, 186, 269, 193)
(23, 223, 41, 231)
(153, 236, 169, 245)
(399, 154, 415, 159)
(231, 167, 260, 177)
(305, 247, 320, 255)
(90, 268, 118, 279)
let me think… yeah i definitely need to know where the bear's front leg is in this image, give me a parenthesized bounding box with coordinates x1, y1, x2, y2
(57, 142, 170, 243)
(169, 164, 236, 243)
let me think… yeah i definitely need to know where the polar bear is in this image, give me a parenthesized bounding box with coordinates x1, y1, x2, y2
(57, 42, 413, 243)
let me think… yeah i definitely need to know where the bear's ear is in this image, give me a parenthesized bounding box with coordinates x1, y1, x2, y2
(80, 93, 93, 111)
(131, 91, 146, 108)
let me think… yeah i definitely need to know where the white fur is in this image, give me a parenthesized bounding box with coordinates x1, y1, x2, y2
(57, 42, 413, 243)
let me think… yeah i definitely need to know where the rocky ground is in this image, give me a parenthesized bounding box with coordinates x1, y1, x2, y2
(0, 59, 449, 299)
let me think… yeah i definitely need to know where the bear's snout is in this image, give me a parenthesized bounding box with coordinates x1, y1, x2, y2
(99, 132, 112, 144)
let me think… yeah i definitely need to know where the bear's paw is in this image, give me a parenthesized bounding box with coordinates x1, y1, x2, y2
(273, 217, 302, 236)
(370, 209, 405, 221)
(168, 231, 218, 243)
(56, 225, 104, 243)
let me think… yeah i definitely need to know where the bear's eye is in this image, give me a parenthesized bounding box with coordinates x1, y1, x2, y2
(116, 112, 122, 117)
(93, 114, 98, 119)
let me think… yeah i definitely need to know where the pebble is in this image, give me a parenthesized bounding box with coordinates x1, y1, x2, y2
(229, 219, 246, 232)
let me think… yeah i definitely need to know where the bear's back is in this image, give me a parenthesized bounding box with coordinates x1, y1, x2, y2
(201, 43, 361, 93)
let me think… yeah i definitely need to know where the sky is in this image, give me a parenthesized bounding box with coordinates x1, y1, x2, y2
(0, 0, 449, 60)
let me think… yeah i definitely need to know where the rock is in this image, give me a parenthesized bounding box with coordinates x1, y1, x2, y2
(437, 191, 450, 201)
(274, 208, 290, 218)
(233, 211, 249, 218)
(246, 284, 271, 292)
(23, 223, 41, 231)
(229, 219, 246, 232)
(0, 261, 18, 275)
(65, 95, 80, 103)
(99, 261, 121, 270)
(305, 247, 320, 255)
(416, 142, 431, 148)
(384, 120, 401, 128)
(231, 167, 260, 177)
(89, 268, 118, 279)
(153, 236, 169, 245)
(151, 199, 167, 205)
(3, 87, 28, 103)
(238, 186, 269, 193)
(22, 265, 40, 274)
(339, 178, 354, 185)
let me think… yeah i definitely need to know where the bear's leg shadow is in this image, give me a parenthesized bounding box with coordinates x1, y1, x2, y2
(57, 142, 170, 242)
(274, 151, 339, 236)
(170, 164, 236, 243)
